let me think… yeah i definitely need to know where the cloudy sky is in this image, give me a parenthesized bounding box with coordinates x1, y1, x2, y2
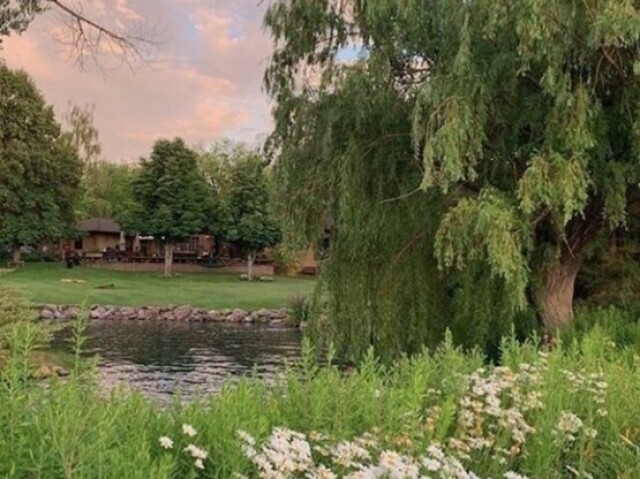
(1, 0, 274, 162)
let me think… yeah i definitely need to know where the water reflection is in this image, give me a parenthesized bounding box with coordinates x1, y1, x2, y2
(51, 320, 302, 402)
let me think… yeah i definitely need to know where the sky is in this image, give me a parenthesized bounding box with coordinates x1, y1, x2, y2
(0, 0, 274, 163)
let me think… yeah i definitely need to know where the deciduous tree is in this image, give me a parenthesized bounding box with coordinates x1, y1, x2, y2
(265, 0, 640, 357)
(131, 138, 206, 276)
(216, 149, 281, 280)
(0, 63, 81, 263)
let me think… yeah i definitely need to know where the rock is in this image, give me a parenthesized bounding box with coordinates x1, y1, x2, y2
(66, 306, 80, 320)
(269, 319, 285, 327)
(257, 308, 270, 317)
(39, 308, 54, 320)
(207, 310, 223, 322)
(269, 309, 288, 320)
(120, 307, 136, 319)
(33, 364, 69, 380)
(230, 308, 248, 322)
(146, 307, 161, 321)
(174, 305, 193, 321)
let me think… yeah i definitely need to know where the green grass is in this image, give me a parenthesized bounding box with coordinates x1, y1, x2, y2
(0, 264, 315, 309)
(1, 322, 640, 478)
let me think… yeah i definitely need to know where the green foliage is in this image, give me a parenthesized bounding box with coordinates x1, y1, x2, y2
(264, 0, 640, 352)
(286, 294, 309, 327)
(131, 138, 207, 241)
(0, 64, 82, 250)
(2, 322, 640, 476)
(62, 103, 101, 168)
(214, 148, 282, 258)
(79, 160, 137, 223)
(0, 0, 42, 41)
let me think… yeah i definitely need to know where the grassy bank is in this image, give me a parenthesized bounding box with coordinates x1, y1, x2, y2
(0, 264, 315, 309)
(1, 323, 640, 478)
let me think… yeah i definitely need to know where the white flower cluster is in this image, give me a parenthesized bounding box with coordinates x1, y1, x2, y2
(454, 364, 542, 465)
(236, 429, 530, 479)
(158, 424, 208, 472)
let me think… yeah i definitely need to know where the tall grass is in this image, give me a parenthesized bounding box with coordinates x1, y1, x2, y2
(1, 289, 640, 477)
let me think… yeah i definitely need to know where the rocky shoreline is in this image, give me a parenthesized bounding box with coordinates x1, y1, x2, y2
(36, 304, 291, 327)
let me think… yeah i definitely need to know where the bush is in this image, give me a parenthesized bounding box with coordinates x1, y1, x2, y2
(22, 250, 57, 263)
(1, 327, 640, 477)
(286, 294, 309, 327)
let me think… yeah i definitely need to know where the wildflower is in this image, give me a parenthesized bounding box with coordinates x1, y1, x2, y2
(378, 450, 402, 469)
(194, 458, 205, 470)
(313, 465, 337, 479)
(505, 472, 530, 479)
(557, 412, 583, 435)
(421, 457, 441, 471)
(182, 424, 197, 437)
(237, 430, 255, 446)
(584, 427, 598, 439)
(185, 444, 208, 460)
(159, 436, 174, 449)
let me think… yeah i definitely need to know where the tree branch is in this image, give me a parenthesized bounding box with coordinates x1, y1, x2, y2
(46, 0, 159, 72)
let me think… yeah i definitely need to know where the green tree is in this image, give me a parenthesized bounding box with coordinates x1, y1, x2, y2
(264, 0, 640, 356)
(131, 138, 207, 276)
(63, 103, 101, 169)
(80, 161, 137, 222)
(0, 63, 81, 263)
(61, 103, 137, 225)
(218, 152, 281, 280)
(0, 0, 42, 40)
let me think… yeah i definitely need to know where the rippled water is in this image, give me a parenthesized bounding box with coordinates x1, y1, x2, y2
(52, 320, 302, 402)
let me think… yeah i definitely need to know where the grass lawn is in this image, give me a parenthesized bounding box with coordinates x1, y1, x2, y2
(0, 263, 315, 310)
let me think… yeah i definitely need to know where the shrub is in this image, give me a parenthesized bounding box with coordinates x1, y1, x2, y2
(286, 294, 309, 327)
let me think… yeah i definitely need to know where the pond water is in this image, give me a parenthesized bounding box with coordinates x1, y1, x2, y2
(51, 320, 302, 402)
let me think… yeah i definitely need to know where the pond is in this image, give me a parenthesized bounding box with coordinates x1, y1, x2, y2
(51, 320, 302, 402)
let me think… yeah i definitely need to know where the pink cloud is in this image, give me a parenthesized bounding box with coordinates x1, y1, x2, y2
(0, 0, 273, 162)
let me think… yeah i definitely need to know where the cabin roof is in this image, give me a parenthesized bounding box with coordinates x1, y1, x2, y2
(78, 218, 121, 234)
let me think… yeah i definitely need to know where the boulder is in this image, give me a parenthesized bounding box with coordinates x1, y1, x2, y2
(174, 305, 193, 321)
(120, 307, 136, 319)
(39, 308, 54, 320)
(230, 308, 248, 322)
(269, 319, 285, 327)
(66, 306, 80, 320)
(146, 307, 161, 321)
(269, 309, 288, 320)
(207, 310, 223, 322)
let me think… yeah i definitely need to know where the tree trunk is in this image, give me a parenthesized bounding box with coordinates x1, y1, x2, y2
(535, 256, 581, 331)
(12, 247, 21, 265)
(164, 242, 174, 277)
(247, 253, 255, 281)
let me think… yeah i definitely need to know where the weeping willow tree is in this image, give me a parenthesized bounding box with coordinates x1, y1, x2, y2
(264, 0, 640, 359)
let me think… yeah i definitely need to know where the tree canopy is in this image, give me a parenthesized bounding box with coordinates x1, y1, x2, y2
(199, 141, 282, 279)
(0, 63, 81, 260)
(264, 0, 640, 359)
(131, 138, 207, 276)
